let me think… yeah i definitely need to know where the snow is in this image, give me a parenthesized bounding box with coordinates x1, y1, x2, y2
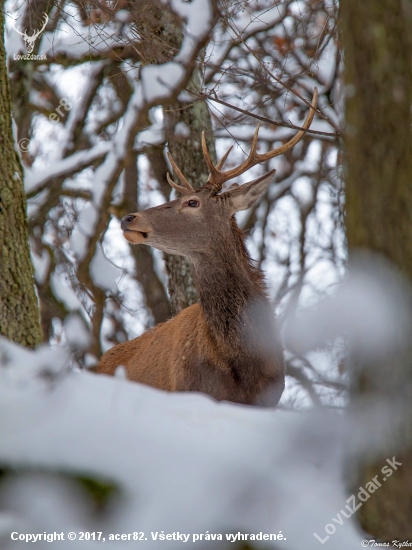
(30, 246, 50, 285)
(89, 244, 122, 293)
(291, 176, 315, 208)
(168, 0, 214, 38)
(166, 0, 215, 63)
(115, 10, 131, 24)
(141, 63, 185, 103)
(24, 142, 112, 195)
(0, 336, 364, 549)
(0, 337, 70, 384)
(64, 314, 92, 352)
(174, 122, 191, 138)
(69, 229, 89, 263)
(69, 203, 100, 262)
(2, 254, 409, 547)
(134, 124, 165, 150)
(56, 62, 107, 156)
(50, 270, 83, 311)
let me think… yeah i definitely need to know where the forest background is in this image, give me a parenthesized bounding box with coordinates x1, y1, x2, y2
(0, 0, 411, 544)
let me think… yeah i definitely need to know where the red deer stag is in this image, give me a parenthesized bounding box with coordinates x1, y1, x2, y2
(97, 89, 318, 406)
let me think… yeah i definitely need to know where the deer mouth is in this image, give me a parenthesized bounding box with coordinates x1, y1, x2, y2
(123, 229, 150, 244)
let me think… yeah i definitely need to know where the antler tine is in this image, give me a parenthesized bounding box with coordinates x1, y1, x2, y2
(166, 172, 193, 195)
(215, 145, 233, 170)
(204, 88, 318, 192)
(249, 123, 261, 158)
(39, 13, 49, 33)
(204, 125, 261, 191)
(205, 145, 233, 187)
(201, 132, 220, 177)
(166, 152, 195, 192)
(12, 20, 25, 34)
(204, 140, 233, 185)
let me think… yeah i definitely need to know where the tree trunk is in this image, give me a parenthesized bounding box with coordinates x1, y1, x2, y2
(342, 0, 412, 539)
(163, 71, 216, 315)
(0, 9, 42, 348)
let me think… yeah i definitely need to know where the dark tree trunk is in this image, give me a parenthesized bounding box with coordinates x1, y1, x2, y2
(342, 0, 412, 539)
(0, 8, 42, 348)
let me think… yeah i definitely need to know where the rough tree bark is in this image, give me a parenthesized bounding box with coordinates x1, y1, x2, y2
(0, 7, 42, 348)
(342, 0, 412, 539)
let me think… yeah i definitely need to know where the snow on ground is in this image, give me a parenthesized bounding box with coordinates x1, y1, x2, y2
(0, 338, 364, 549)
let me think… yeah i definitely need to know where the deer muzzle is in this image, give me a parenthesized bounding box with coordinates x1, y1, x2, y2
(121, 214, 151, 244)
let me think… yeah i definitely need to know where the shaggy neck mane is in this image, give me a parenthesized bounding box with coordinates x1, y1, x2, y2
(192, 217, 268, 345)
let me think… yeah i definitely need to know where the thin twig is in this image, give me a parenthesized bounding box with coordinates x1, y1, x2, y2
(189, 90, 339, 139)
(226, 19, 341, 134)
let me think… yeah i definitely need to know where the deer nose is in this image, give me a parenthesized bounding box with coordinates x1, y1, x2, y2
(121, 214, 136, 231)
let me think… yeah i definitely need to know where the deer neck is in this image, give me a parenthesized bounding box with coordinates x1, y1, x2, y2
(192, 219, 268, 344)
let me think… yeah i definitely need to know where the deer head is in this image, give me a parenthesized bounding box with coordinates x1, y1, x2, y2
(13, 13, 48, 54)
(121, 88, 318, 259)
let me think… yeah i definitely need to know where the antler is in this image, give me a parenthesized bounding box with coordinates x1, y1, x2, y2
(34, 13, 49, 38)
(166, 143, 233, 195)
(12, 20, 28, 39)
(202, 87, 319, 193)
(12, 14, 48, 38)
(166, 152, 195, 195)
(165, 87, 318, 196)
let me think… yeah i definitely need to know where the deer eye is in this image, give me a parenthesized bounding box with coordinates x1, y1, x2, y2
(187, 199, 200, 208)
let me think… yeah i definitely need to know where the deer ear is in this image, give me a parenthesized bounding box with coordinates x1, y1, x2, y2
(223, 169, 276, 213)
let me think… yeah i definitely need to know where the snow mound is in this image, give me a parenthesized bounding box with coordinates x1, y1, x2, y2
(0, 337, 363, 548)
